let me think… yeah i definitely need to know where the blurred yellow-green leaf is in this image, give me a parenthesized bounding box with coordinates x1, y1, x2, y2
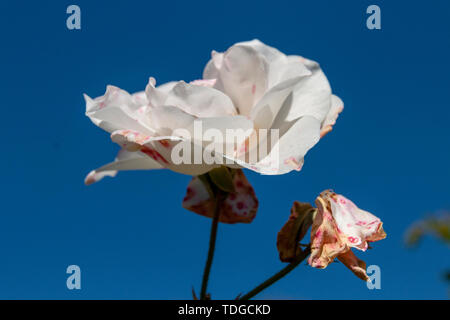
(405, 212, 450, 247)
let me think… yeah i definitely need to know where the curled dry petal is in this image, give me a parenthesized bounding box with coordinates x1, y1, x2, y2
(308, 190, 386, 280)
(308, 197, 347, 268)
(277, 201, 315, 262)
(182, 169, 258, 224)
(337, 250, 369, 281)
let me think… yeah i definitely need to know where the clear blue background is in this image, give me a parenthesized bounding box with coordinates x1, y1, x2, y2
(0, 0, 449, 299)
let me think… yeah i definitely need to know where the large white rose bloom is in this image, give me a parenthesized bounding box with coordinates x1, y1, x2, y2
(84, 40, 343, 185)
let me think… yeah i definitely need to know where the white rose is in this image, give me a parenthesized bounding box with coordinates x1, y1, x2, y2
(84, 40, 343, 184)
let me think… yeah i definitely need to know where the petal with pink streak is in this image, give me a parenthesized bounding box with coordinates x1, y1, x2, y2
(110, 129, 215, 176)
(190, 79, 217, 87)
(308, 195, 347, 268)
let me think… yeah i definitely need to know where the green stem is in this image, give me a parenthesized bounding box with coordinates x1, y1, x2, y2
(239, 246, 311, 300)
(200, 196, 222, 300)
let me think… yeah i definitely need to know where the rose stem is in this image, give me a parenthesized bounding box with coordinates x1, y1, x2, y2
(200, 197, 221, 300)
(239, 246, 311, 300)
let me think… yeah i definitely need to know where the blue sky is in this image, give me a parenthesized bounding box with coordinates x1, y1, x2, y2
(0, 0, 449, 299)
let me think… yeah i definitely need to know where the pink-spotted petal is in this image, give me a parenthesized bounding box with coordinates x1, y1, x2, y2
(327, 192, 386, 251)
(182, 169, 258, 224)
(308, 190, 386, 278)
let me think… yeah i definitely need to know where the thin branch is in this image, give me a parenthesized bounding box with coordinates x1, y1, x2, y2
(239, 246, 311, 300)
(200, 196, 222, 300)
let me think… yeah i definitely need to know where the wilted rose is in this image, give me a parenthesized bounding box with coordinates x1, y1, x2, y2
(308, 190, 386, 280)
